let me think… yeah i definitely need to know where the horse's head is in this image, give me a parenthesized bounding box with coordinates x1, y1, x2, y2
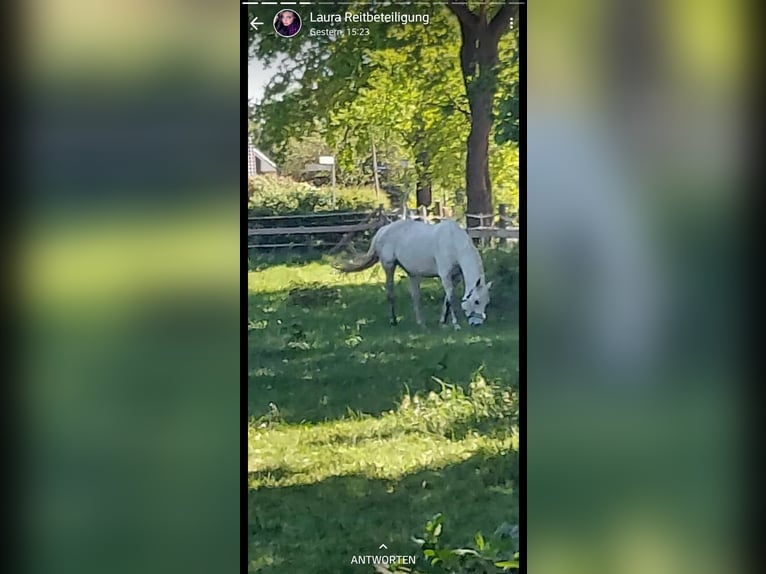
(461, 277, 492, 326)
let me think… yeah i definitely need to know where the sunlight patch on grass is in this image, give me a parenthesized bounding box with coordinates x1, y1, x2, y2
(249, 260, 402, 294)
(249, 553, 284, 571)
(248, 427, 512, 489)
(248, 379, 518, 488)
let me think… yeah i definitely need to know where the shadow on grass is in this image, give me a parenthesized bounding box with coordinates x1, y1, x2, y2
(248, 279, 519, 423)
(248, 451, 518, 574)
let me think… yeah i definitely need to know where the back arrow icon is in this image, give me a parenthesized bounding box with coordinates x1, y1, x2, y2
(250, 17, 263, 30)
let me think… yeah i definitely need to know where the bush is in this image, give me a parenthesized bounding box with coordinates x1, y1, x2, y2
(248, 175, 385, 216)
(334, 185, 388, 211)
(481, 243, 520, 316)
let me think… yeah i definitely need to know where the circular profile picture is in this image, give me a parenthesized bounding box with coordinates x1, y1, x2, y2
(274, 9, 302, 38)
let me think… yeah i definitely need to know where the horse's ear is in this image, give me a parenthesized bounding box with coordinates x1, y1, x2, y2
(486, 281, 493, 290)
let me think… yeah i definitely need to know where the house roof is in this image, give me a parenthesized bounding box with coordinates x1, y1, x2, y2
(249, 141, 278, 170)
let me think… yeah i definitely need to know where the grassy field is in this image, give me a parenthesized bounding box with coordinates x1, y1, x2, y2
(248, 250, 519, 573)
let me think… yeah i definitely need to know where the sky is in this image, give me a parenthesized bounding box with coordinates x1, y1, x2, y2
(248, 58, 278, 104)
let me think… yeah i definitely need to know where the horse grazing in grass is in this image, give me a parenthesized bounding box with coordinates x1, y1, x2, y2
(336, 219, 492, 328)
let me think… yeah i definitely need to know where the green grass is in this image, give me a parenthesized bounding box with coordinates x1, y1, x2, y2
(248, 255, 518, 573)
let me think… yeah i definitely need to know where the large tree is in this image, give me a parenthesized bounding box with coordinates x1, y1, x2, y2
(247, 1, 520, 217)
(446, 0, 519, 222)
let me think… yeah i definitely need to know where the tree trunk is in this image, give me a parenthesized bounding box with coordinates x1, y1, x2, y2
(415, 150, 432, 207)
(371, 133, 381, 199)
(448, 2, 517, 227)
(466, 91, 493, 219)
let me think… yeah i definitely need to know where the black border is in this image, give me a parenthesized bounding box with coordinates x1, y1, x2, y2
(517, 7, 526, 574)
(1, 0, 20, 567)
(242, 2, 251, 570)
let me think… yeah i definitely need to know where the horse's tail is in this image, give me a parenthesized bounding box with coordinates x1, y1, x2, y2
(334, 228, 382, 273)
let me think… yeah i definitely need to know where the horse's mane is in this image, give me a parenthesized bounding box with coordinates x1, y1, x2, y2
(456, 232, 485, 278)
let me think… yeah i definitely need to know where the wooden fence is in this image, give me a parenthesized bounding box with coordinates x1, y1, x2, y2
(247, 203, 518, 252)
(247, 209, 385, 251)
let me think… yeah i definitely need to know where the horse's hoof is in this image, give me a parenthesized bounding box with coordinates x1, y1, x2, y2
(452, 324, 461, 331)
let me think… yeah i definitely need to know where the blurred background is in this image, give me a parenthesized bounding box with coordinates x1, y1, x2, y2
(527, 0, 749, 573)
(17, 1, 240, 573)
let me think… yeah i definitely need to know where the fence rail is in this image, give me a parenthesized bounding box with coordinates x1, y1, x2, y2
(248, 222, 379, 237)
(467, 227, 519, 240)
(247, 210, 375, 222)
(247, 203, 518, 251)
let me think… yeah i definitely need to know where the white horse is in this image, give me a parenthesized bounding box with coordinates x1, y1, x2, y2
(337, 219, 492, 328)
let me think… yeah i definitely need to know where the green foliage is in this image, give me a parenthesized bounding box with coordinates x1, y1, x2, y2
(481, 245, 520, 315)
(334, 185, 389, 211)
(380, 515, 519, 573)
(494, 83, 520, 146)
(248, 2, 520, 215)
(276, 133, 333, 181)
(494, 28, 521, 146)
(396, 374, 518, 440)
(489, 146, 519, 213)
(247, 175, 383, 215)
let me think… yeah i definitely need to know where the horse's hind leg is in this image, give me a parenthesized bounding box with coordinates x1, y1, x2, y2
(384, 263, 397, 325)
(408, 276, 425, 326)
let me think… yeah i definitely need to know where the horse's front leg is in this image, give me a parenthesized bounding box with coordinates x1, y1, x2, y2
(439, 274, 461, 330)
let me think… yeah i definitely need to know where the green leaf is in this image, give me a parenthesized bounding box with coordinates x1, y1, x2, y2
(475, 531, 485, 550)
(452, 548, 480, 557)
(495, 560, 520, 569)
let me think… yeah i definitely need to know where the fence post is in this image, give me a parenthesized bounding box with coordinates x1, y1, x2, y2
(434, 201, 443, 220)
(419, 205, 428, 221)
(498, 204, 508, 247)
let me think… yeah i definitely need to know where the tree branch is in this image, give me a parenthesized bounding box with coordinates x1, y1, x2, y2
(489, 2, 519, 39)
(447, 1, 479, 30)
(445, 92, 472, 121)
